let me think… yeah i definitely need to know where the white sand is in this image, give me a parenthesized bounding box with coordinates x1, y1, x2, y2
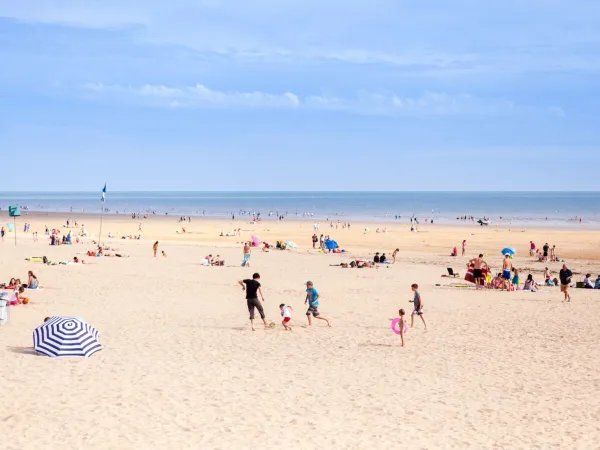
(1, 216, 600, 448)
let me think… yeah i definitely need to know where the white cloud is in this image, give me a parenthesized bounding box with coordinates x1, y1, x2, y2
(2, 1, 599, 74)
(79, 82, 563, 117)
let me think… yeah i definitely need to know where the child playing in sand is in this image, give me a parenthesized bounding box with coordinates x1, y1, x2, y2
(410, 284, 427, 330)
(304, 281, 331, 327)
(280, 304, 293, 330)
(162, 250, 167, 258)
(398, 309, 407, 347)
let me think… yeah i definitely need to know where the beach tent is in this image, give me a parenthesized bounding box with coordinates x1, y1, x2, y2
(33, 316, 102, 358)
(324, 239, 338, 250)
(501, 247, 516, 256)
(251, 235, 260, 247)
(285, 241, 298, 249)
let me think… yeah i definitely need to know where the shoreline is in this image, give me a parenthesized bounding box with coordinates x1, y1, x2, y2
(1, 210, 596, 232)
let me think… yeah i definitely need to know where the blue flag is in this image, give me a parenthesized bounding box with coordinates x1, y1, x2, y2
(101, 184, 107, 203)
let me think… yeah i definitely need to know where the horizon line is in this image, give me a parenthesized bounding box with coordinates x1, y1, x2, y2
(1, 190, 600, 194)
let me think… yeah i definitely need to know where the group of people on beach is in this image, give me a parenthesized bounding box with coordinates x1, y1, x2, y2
(469, 253, 575, 301)
(0, 271, 39, 306)
(530, 241, 561, 262)
(238, 274, 331, 331)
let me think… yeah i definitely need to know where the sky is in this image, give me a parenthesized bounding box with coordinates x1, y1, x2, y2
(1, 1, 599, 191)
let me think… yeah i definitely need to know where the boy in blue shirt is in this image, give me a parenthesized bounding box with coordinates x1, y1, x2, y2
(305, 281, 331, 327)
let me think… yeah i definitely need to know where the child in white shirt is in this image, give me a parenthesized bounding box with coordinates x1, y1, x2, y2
(279, 304, 293, 331)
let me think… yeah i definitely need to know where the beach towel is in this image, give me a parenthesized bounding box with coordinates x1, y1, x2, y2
(464, 264, 488, 286)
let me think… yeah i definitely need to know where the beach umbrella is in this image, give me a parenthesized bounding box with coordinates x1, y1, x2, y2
(33, 316, 102, 358)
(325, 239, 339, 250)
(251, 235, 260, 247)
(6, 223, 14, 232)
(501, 247, 516, 256)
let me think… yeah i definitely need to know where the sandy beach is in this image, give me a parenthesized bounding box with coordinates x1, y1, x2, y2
(1, 212, 600, 448)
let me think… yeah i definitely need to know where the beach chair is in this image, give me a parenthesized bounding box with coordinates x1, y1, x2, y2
(447, 268, 460, 278)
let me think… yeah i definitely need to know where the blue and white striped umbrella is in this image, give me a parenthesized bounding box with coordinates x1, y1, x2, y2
(33, 316, 102, 358)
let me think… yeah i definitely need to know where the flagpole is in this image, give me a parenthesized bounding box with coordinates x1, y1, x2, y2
(99, 183, 106, 246)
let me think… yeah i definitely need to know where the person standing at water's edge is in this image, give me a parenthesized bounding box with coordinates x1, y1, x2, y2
(242, 242, 251, 267)
(469, 254, 488, 290)
(559, 264, 573, 302)
(153, 241, 159, 257)
(238, 273, 268, 331)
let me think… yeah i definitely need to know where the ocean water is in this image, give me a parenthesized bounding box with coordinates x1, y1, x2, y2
(0, 191, 598, 226)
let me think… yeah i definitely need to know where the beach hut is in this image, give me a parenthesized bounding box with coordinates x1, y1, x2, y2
(33, 317, 102, 358)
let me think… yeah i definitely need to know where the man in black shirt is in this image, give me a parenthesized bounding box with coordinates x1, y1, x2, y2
(559, 264, 572, 302)
(543, 243, 550, 262)
(238, 273, 268, 331)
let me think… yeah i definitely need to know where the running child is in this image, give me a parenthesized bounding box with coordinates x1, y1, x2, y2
(410, 283, 427, 330)
(304, 281, 331, 327)
(280, 303, 293, 330)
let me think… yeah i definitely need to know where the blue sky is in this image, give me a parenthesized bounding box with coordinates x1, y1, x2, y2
(1, 1, 599, 191)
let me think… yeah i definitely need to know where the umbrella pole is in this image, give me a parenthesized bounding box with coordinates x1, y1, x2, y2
(14, 216, 16, 246)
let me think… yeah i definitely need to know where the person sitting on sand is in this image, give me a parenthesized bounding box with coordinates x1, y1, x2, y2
(523, 274, 538, 292)
(584, 274, 594, 289)
(212, 255, 225, 266)
(374, 252, 380, 264)
(595, 275, 600, 289)
(162, 250, 167, 258)
(10, 286, 29, 305)
(492, 273, 504, 289)
(262, 242, 270, 252)
(451, 247, 458, 257)
(380, 253, 387, 264)
(203, 254, 213, 266)
(27, 271, 39, 289)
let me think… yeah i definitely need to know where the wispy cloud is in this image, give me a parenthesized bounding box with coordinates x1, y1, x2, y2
(2, 1, 599, 75)
(80, 82, 564, 117)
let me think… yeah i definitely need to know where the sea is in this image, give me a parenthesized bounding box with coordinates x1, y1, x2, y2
(0, 191, 598, 228)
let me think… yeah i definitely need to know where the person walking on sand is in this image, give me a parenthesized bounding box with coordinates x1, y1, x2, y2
(469, 254, 488, 290)
(392, 248, 399, 264)
(304, 281, 331, 327)
(410, 284, 427, 330)
(502, 254, 513, 291)
(153, 241, 159, 257)
(242, 242, 251, 267)
(543, 242, 550, 262)
(559, 264, 573, 302)
(238, 273, 269, 331)
(462, 240, 467, 257)
(312, 233, 318, 249)
(529, 241, 536, 257)
(280, 303, 293, 331)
